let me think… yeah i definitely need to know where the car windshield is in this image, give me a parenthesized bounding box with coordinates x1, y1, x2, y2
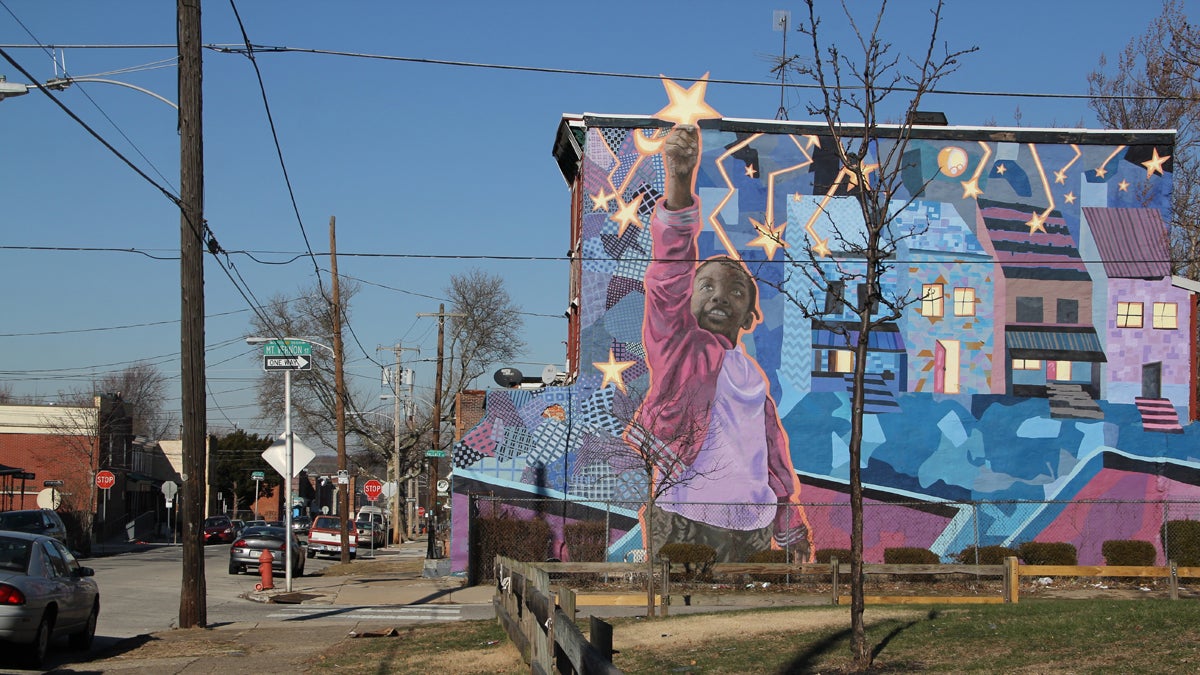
(0, 535, 32, 573)
(0, 511, 42, 531)
(203, 517, 229, 528)
(313, 516, 339, 529)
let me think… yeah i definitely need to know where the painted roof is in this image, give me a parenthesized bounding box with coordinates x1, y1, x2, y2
(1082, 207, 1171, 279)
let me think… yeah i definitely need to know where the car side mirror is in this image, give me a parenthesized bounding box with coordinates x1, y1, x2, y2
(75, 567, 95, 577)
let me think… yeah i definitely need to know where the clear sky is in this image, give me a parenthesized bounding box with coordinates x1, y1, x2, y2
(0, 1, 1189, 443)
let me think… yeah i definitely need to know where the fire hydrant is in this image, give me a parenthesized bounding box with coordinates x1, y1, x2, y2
(255, 548, 275, 591)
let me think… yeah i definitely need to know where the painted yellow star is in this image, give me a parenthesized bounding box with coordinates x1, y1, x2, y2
(1094, 165, 1108, 179)
(590, 189, 615, 212)
(747, 217, 789, 259)
(961, 178, 983, 199)
(594, 349, 636, 393)
(803, 135, 821, 149)
(744, 163, 757, 178)
(1026, 211, 1047, 234)
(843, 162, 879, 191)
(1118, 179, 1130, 192)
(611, 194, 644, 237)
(1063, 192, 1077, 204)
(995, 163, 1008, 175)
(1053, 169, 1067, 185)
(654, 73, 722, 127)
(811, 236, 831, 258)
(1141, 147, 1171, 177)
(792, 192, 803, 201)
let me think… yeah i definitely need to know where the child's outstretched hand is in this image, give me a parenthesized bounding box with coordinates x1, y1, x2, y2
(664, 125, 699, 210)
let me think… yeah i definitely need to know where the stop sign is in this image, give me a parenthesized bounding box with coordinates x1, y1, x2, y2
(362, 479, 384, 502)
(95, 470, 116, 490)
(417, 506, 426, 518)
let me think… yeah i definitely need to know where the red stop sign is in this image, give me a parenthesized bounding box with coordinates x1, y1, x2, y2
(95, 470, 116, 490)
(362, 479, 383, 501)
(417, 506, 426, 518)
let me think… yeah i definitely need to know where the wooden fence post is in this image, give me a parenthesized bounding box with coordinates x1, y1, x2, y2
(831, 557, 840, 605)
(660, 557, 671, 617)
(1003, 556, 1019, 603)
(1170, 560, 1179, 600)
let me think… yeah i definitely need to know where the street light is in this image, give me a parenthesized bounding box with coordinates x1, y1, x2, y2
(246, 335, 335, 592)
(0, 76, 29, 101)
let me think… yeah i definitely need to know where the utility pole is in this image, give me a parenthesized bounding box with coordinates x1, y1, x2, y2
(330, 217, 350, 564)
(377, 343, 417, 545)
(177, 0, 206, 629)
(416, 305, 464, 559)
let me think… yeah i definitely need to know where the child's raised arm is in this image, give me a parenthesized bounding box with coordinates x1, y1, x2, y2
(663, 125, 699, 211)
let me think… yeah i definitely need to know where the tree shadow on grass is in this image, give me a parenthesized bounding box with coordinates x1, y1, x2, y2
(775, 609, 940, 674)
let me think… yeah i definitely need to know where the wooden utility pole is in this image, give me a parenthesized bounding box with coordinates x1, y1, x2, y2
(330, 217, 350, 563)
(177, 0, 206, 628)
(417, 305, 463, 559)
(378, 343, 418, 544)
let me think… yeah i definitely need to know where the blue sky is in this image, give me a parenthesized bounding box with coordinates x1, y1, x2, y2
(0, 1, 1188, 442)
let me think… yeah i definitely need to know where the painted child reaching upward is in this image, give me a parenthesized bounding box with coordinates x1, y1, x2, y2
(636, 124, 810, 562)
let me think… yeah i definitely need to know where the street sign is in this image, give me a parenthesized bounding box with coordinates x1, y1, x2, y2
(161, 481, 178, 500)
(417, 506, 426, 518)
(42, 480, 64, 488)
(425, 449, 447, 458)
(263, 355, 312, 371)
(362, 479, 384, 502)
(251, 470, 265, 481)
(95, 470, 116, 490)
(262, 339, 312, 357)
(261, 433, 316, 478)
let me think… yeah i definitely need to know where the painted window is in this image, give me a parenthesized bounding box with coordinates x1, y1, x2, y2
(823, 281, 845, 315)
(832, 350, 854, 373)
(1057, 298, 1079, 324)
(1012, 359, 1042, 370)
(857, 283, 879, 314)
(1117, 301, 1144, 328)
(921, 284, 943, 317)
(953, 287, 975, 316)
(1016, 296, 1043, 323)
(1054, 361, 1072, 380)
(1153, 302, 1178, 329)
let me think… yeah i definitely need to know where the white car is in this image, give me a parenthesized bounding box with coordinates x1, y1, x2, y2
(0, 531, 99, 668)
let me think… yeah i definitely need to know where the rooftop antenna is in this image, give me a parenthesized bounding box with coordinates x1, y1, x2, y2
(770, 10, 798, 121)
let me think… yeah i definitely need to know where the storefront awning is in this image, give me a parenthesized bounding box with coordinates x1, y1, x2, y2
(1006, 326, 1107, 362)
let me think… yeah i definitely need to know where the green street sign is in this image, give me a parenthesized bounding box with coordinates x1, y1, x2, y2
(425, 449, 447, 458)
(251, 471, 265, 480)
(262, 339, 312, 357)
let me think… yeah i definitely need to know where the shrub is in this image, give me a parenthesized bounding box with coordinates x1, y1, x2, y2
(745, 549, 789, 583)
(657, 542, 716, 583)
(955, 545, 1019, 565)
(564, 520, 608, 562)
(1018, 541, 1077, 565)
(474, 511, 553, 580)
(1162, 520, 1200, 566)
(883, 547, 940, 564)
(815, 548, 852, 565)
(1101, 539, 1157, 566)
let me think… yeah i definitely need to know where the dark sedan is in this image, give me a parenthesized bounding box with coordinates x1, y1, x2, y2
(228, 526, 306, 576)
(202, 516, 237, 545)
(0, 531, 99, 668)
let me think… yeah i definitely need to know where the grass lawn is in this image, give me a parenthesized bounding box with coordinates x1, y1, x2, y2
(308, 599, 1200, 674)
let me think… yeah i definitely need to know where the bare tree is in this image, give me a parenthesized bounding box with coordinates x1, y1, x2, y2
(780, 1, 975, 668)
(443, 269, 526, 413)
(1088, 0, 1200, 279)
(95, 362, 176, 440)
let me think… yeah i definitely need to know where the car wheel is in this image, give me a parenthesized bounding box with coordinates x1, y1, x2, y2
(69, 601, 99, 650)
(228, 561, 242, 575)
(306, 549, 315, 559)
(25, 612, 52, 668)
(349, 551, 356, 560)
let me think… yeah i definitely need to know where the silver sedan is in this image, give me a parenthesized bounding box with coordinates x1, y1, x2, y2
(0, 530, 99, 668)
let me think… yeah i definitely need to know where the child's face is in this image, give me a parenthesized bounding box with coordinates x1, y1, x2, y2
(691, 260, 755, 343)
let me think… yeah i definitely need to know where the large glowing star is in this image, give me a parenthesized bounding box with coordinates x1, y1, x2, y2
(590, 189, 615, 212)
(612, 194, 644, 237)
(1141, 147, 1171, 177)
(747, 217, 788, 259)
(1026, 211, 1047, 234)
(937, 146, 968, 178)
(654, 73, 722, 127)
(594, 350, 635, 393)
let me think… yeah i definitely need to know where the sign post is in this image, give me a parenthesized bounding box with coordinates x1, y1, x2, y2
(161, 481, 179, 544)
(361, 479, 383, 557)
(251, 470, 265, 521)
(95, 470, 115, 528)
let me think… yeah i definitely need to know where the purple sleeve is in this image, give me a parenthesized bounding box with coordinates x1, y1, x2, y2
(766, 390, 811, 555)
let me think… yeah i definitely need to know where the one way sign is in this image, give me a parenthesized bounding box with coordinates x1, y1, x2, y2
(264, 355, 312, 371)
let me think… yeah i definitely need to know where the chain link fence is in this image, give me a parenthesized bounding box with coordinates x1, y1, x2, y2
(467, 495, 1200, 582)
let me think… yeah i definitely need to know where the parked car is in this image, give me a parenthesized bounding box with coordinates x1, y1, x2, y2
(243, 520, 268, 529)
(354, 517, 386, 548)
(291, 516, 312, 536)
(201, 516, 237, 545)
(228, 526, 305, 576)
(230, 519, 246, 537)
(306, 515, 356, 559)
(0, 509, 70, 547)
(0, 531, 99, 668)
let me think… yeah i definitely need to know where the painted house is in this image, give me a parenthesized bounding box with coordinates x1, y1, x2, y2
(450, 111, 1197, 571)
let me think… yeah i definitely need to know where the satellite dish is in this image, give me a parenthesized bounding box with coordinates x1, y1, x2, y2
(493, 367, 523, 388)
(541, 364, 557, 384)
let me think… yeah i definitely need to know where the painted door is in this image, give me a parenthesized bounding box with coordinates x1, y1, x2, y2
(1142, 362, 1163, 399)
(935, 340, 960, 394)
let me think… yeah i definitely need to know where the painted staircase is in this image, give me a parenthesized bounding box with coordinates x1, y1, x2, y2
(1134, 397, 1184, 433)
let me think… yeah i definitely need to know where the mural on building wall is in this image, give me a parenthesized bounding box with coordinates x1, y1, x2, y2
(450, 77, 1198, 571)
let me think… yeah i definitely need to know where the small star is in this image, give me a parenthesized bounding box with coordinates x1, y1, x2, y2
(792, 192, 803, 201)
(744, 164, 757, 178)
(1063, 192, 1076, 204)
(747, 217, 789, 259)
(844, 162, 879, 191)
(961, 178, 983, 199)
(995, 163, 1008, 175)
(1141, 147, 1171, 177)
(803, 135, 821, 149)
(1053, 169, 1067, 185)
(590, 190, 615, 212)
(1118, 179, 1130, 192)
(811, 235, 831, 258)
(654, 73, 721, 127)
(611, 194, 644, 237)
(1094, 165, 1108, 179)
(1026, 211, 1047, 234)
(594, 349, 636, 392)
